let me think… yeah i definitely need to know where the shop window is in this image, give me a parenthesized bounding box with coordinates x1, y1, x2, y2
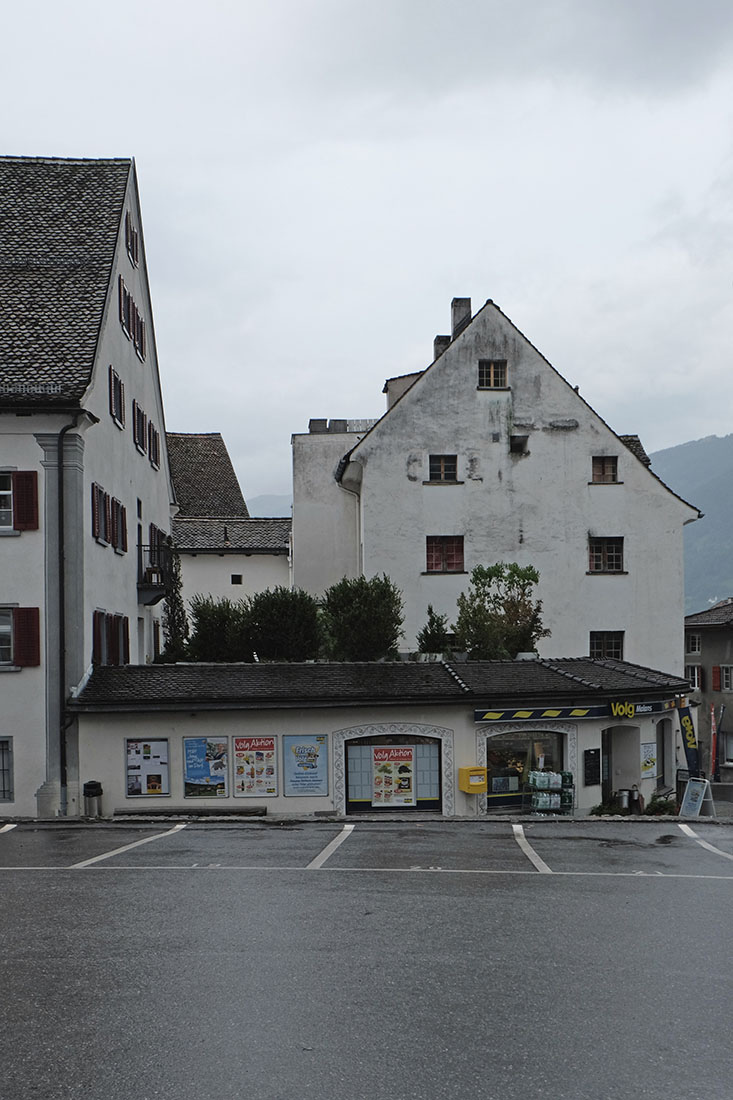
(0, 471, 38, 532)
(0, 738, 13, 801)
(485, 730, 563, 810)
(591, 456, 618, 483)
(590, 631, 624, 660)
(478, 359, 507, 388)
(427, 454, 458, 482)
(588, 536, 624, 573)
(426, 535, 464, 573)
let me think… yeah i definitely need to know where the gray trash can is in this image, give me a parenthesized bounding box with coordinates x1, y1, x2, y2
(617, 789, 630, 812)
(83, 780, 103, 817)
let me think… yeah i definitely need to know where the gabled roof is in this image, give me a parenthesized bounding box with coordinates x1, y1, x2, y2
(69, 657, 688, 712)
(167, 432, 249, 518)
(685, 598, 733, 628)
(0, 156, 132, 407)
(172, 516, 290, 553)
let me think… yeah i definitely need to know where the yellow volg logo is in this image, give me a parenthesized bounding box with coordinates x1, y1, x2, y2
(610, 701, 635, 719)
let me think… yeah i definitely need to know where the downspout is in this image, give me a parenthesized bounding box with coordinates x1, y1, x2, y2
(57, 414, 80, 816)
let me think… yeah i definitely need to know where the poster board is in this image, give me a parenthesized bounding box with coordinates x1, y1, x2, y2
(126, 739, 169, 796)
(679, 777, 715, 818)
(233, 736, 278, 797)
(183, 737, 229, 798)
(640, 742, 658, 780)
(371, 746, 414, 808)
(283, 735, 328, 796)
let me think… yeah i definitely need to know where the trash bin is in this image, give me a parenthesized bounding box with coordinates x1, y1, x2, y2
(83, 780, 103, 817)
(617, 789, 630, 812)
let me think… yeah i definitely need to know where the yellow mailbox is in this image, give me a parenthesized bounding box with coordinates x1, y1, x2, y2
(458, 766, 488, 794)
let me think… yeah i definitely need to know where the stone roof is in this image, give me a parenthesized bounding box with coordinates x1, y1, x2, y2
(70, 657, 689, 712)
(0, 156, 131, 407)
(167, 433, 249, 518)
(685, 598, 733, 628)
(173, 516, 290, 552)
(619, 435, 652, 467)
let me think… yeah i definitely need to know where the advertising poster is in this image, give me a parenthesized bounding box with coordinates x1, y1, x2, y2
(283, 735, 328, 796)
(372, 746, 414, 808)
(640, 742, 657, 779)
(233, 736, 277, 797)
(183, 737, 229, 798)
(126, 739, 169, 796)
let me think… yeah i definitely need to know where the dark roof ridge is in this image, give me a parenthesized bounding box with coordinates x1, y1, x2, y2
(440, 660, 470, 693)
(537, 657, 602, 690)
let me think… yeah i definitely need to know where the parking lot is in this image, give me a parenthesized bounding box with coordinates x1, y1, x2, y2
(3, 819, 732, 1100)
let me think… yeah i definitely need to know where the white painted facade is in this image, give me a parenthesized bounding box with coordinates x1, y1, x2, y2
(292, 300, 698, 673)
(179, 550, 289, 609)
(0, 164, 175, 818)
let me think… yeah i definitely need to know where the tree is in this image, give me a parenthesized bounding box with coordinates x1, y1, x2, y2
(416, 604, 451, 654)
(321, 574, 404, 661)
(248, 586, 322, 661)
(158, 542, 189, 662)
(453, 562, 550, 660)
(186, 595, 253, 662)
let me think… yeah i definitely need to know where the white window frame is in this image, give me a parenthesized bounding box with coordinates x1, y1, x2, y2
(0, 607, 12, 663)
(686, 633, 701, 654)
(685, 664, 702, 690)
(721, 666, 733, 692)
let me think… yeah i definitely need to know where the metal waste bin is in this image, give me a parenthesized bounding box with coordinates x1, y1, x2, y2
(83, 780, 103, 817)
(617, 789, 630, 812)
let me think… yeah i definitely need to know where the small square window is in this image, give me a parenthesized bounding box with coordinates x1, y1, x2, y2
(590, 631, 624, 660)
(588, 537, 624, 573)
(428, 455, 458, 481)
(592, 456, 618, 483)
(231, 574, 243, 585)
(426, 535, 464, 573)
(478, 359, 507, 388)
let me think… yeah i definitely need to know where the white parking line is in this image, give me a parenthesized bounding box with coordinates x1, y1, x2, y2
(512, 823, 552, 874)
(678, 822, 733, 861)
(307, 823, 355, 869)
(70, 823, 188, 868)
(0, 823, 17, 833)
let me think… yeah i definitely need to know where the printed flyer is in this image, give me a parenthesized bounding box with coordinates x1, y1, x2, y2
(283, 735, 328, 796)
(233, 736, 278, 797)
(126, 739, 169, 796)
(640, 742, 657, 779)
(183, 737, 229, 797)
(372, 746, 414, 807)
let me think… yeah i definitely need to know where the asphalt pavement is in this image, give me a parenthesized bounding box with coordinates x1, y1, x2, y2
(2, 819, 732, 1100)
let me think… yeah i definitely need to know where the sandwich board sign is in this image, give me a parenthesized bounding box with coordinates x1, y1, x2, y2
(679, 777, 716, 819)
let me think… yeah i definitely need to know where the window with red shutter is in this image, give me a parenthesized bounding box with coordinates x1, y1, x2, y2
(712, 666, 721, 692)
(13, 607, 40, 667)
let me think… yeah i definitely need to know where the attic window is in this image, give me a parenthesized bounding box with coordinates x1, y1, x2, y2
(428, 454, 458, 482)
(592, 456, 618, 483)
(478, 359, 507, 389)
(510, 435, 529, 454)
(125, 212, 140, 267)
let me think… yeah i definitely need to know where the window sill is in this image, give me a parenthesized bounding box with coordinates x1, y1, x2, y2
(477, 386, 511, 392)
(94, 536, 109, 547)
(422, 480, 464, 486)
(422, 570, 468, 576)
(586, 571, 628, 576)
(111, 417, 125, 431)
(0, 530, 20, 538)
(0, 664, 21, 673)
(588, 481, 624, 486)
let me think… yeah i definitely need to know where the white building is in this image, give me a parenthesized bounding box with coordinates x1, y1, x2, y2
(292, 297, 700, 672)
(167, 432, 290, 611)
(0, 157, 175, 818)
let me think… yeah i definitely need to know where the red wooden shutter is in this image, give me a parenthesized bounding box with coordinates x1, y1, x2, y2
(92, 610, 104, 664)
(12, 471, 38, 531)
(120, 379, 126, 427)
(108, 365, 115, 418)
(712, 666, 721, 692)
(13, 607, 40, 667)
(104, 493, 112, 543)
(121, 506, 128, 553)
(91, 483, 100, 539)
(122, 617, 130, 665)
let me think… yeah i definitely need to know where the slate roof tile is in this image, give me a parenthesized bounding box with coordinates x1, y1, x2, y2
(172, 516, 290, 552)
(685, 598, 733, 628)
(0, 156, 131, 406)
(167, 432, 249, 518)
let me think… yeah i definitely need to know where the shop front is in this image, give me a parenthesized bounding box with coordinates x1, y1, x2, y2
(481, 728, 566, 811)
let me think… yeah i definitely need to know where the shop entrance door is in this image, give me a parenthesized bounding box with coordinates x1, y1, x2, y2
(345, 736, 441, 813)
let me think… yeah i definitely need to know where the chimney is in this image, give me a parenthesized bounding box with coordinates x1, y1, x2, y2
(433, 335, 451, 359)
(451, 297, 471, 339)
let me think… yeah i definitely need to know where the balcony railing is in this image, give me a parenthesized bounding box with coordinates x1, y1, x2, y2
(137, 543, 172, 605)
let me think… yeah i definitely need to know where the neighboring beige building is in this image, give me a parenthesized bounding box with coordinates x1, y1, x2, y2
(167, 432, 290, 610)
(0, 157, 176, 818)
(292, 297, 700, 672)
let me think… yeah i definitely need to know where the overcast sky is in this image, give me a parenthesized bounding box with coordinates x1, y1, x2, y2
(3, 1, 733, 502)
